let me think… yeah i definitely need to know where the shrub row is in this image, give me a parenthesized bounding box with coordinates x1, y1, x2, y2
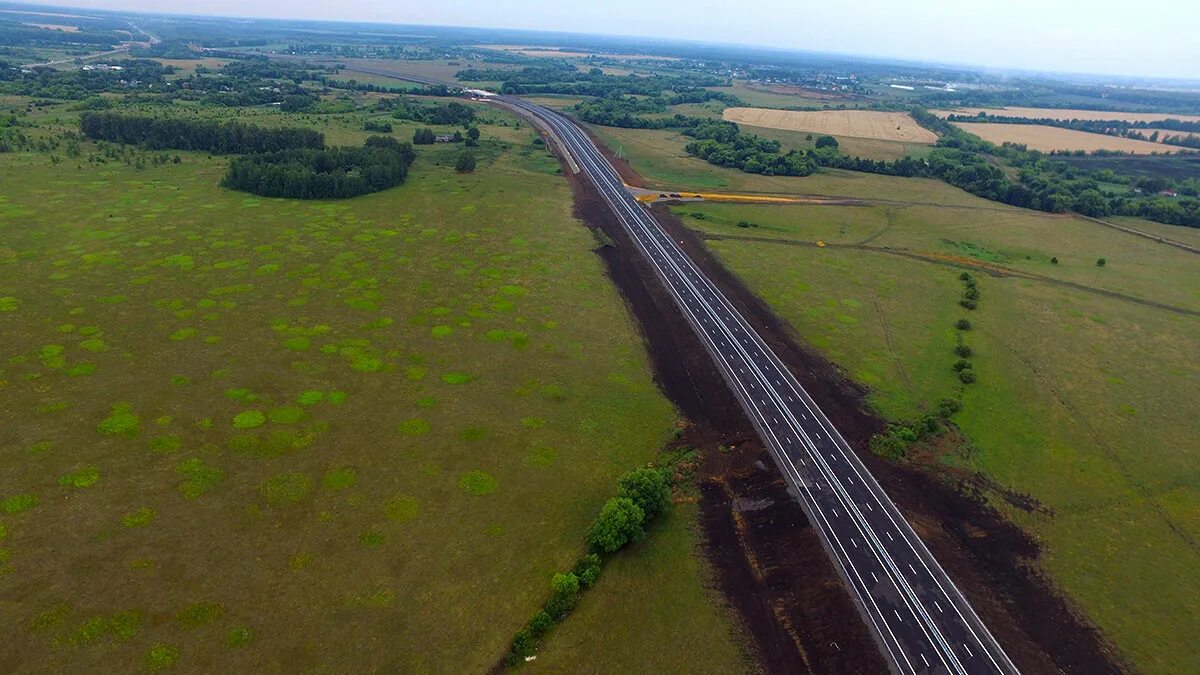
(505, 467, 672, 665)
(955, 273, 979, 384)
(868, 398, 962, 460)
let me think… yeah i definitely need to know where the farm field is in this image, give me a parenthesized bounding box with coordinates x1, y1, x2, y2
(330, 58, 503, 86)
(478, 45, 680, 61)
(708, 83, 861, 110)
(1107, 216, 1200, 247)
(123, 56, 231, 77)
(723, 107, 937, 143)
(0, 100, 745, 672)
(952, 122, 1178, 153)
(322, 70, 424, 90)
(671, 198, 1200, 675)
(590, 124, 986, 205)
(933, 107, 1200, 123)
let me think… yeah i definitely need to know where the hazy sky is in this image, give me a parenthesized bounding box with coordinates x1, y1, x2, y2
(48, 0, 1200, 80)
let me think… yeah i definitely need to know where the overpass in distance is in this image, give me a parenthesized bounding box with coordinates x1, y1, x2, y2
(346, 63, 1020, 675)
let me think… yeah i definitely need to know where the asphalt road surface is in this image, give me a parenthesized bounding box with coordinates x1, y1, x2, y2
(501, 96, 1020, 675)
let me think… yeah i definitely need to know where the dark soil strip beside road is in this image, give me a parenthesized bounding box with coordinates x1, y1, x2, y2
(536, 112, 1127, 674)
(564, 156, 887, 674)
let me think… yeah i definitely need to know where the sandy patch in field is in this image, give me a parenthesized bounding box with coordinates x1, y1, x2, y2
(952, 122, 1179, 153)
(934, 106, 1200, 123)
(723, 108, 937, 143)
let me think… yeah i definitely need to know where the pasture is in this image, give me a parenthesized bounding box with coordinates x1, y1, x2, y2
(952, 122, 1178, 153)
(723, 108, 937, 143)
(0, 99, 744, 672)
(671, 197, 1200, 675)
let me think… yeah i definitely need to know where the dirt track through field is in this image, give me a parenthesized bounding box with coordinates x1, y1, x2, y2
(723, 108, 938, 143)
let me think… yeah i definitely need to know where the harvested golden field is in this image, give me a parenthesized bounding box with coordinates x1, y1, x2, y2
(478, 45, 679, 60)
(934, 106, 1200, 123)
(952, 122, 1179, 153)
(723, 108, 938, 143)
(23, 22, 79, 31)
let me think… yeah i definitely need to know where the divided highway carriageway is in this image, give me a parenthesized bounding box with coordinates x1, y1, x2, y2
(501, 95, 1020, 675)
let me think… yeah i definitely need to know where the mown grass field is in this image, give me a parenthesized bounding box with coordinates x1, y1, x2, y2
(0, 98, 745, 672)
(671, 196, 1200, 674)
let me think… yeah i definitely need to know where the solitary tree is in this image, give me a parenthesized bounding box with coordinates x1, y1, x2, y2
(455, 150, 476, 173)
(586, 497, 644, 554)
(617, 468, 671, 522)
(545, 572, 581, 619)
(1096, 258, 1106, 267)
(814, 135, 840, 150)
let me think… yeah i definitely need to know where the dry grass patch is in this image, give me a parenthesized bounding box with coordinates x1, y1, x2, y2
(934, 107, 1200, 123)
(723, 108, 937, 143)
(953, 122, 1178, 154)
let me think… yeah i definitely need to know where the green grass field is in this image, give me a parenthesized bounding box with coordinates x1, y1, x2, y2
(736, 123, 933, 161)
(708, 83, 863, 110)
(672, 199, 1200, 674)
(592, 124, 989, 206)
(0, 99, 745, 672)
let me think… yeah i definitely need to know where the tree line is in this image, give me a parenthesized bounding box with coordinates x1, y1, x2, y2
(79, 112, 325, 154)
(376, 96, 476, 126)
(458, 63, 729, 98)
(683, 120, 817, 176)
(222, 136, 416, 200)
(574, 92, 741, 129)
(833, 109, 1200, 227)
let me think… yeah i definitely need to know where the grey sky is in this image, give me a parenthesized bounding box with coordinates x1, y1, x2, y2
(49, 0, 1200, 80)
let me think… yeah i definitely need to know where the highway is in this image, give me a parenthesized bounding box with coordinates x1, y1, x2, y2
(500, 96, 1020, 675)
